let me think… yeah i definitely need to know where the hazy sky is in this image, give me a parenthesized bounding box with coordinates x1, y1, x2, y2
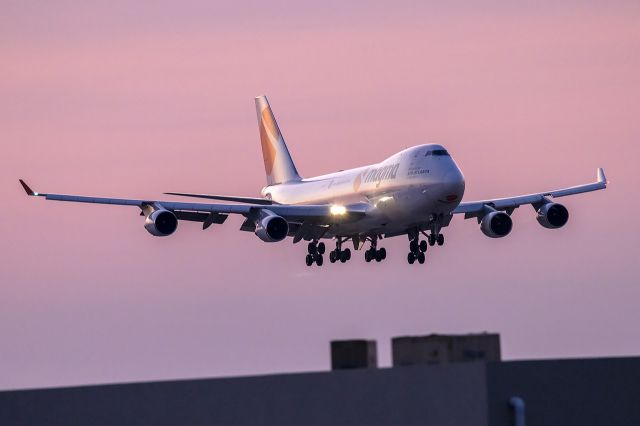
(1, 1, 639, 390)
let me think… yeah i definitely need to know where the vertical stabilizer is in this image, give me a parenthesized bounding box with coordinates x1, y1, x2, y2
(255, 96, 301, 185)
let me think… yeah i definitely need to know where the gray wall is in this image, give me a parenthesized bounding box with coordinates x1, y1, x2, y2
(486, 358, 640, 426)
(0, 363, 488, 426)
(3, 357, 640, 426)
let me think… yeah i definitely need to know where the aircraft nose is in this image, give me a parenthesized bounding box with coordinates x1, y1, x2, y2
(441, 168, 465, 203)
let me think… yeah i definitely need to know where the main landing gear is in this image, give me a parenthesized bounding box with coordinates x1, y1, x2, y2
(305, 241, 325, 266)
(407, 235, 426, 265)
(364, 236, 387, 263)
(306, 239, 353, 266)
(329, 238, 351, 264)
(406, 230, 444, 265)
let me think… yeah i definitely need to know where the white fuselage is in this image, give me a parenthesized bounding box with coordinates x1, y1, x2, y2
(261, 144, 466, 237)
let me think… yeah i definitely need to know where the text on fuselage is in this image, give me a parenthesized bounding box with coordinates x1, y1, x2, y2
(364, 163, 400, 187)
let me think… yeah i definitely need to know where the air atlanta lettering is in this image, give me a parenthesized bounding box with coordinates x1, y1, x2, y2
(363, 163, 400, 186)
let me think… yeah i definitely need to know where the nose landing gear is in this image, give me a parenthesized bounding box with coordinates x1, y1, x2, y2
(428, 233, 445, 246)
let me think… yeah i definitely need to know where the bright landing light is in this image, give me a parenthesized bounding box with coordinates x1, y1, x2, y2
(330, 205, 347, 215)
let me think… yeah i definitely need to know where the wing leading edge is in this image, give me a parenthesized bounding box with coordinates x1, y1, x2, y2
(164, 192, 275, 205)
(453, 168, 607, 217)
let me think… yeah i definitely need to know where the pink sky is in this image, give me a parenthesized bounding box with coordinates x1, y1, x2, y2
(1, 1, 639, 389)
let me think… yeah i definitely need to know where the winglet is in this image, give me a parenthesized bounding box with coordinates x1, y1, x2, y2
(19, 179, 39, 196)
(597, 168, 607, 185)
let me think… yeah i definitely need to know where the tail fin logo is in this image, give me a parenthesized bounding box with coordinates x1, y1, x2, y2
(259, 108, 278, 175)
(255, 95, 301, 185)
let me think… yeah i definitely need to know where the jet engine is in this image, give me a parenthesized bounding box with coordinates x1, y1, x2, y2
(144, 209, 178, 236)
(536, 202, 569, 229)
(480, 211, 513, 238)
(255, 212, 289, 242)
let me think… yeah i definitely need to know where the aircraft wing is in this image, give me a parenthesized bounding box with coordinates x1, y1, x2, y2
(453, 168, 607, 217)
(164, 192, 275, 205)
(18, 180, 368, 226)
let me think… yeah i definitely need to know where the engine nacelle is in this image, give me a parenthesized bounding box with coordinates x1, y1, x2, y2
(536, 202, 569, 229)
(480, 211, 513, 238)
(144, 209, 178, 236)
(255, 212, 289, 242)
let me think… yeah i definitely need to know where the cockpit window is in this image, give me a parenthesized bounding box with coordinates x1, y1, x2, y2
(425, 149, 449, 157)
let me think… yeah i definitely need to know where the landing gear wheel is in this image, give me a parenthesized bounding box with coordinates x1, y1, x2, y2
(378, 247, 386, 260)
(407, 252, 416, 264)
(329, 251, 337, 263)
(409, 239, 419, 253)
(344, 248, 351, 261)
(429, 234, 436, 246)
(340, 250, 348, 263)
(315, 254, 323, 266)
(365, 250, 372, 263)
(308, 242, 317, 254)
(305, 254, 313, 266)
(375, 251, 383, 262)
(317, 242, 326, 254)
(437, 234, 444, 246)
(419, 240, 428, 252)
(417, 252, 425, 264)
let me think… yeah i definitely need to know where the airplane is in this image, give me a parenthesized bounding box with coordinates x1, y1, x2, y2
(19, 95, 607, 266)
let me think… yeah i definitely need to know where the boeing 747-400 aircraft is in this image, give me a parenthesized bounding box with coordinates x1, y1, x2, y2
(20, 96, 607, 266)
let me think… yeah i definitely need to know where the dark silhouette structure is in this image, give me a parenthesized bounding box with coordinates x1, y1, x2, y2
(392, 333, 501, 366)
(1, 357, 640, 426)
(331, 339, 378, 370)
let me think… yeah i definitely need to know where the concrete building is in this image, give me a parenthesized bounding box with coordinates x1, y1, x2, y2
(2, 356, 640, 425)
(392, 333, 501, 366)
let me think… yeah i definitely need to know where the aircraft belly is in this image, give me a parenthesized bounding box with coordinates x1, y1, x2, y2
(321, 184, 458, 239)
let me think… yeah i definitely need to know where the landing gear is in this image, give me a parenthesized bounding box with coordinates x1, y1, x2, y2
(427, 232, 444, 246)
(340, 248, 351, 263)
(427, 220, 445, 247)
(331, 247, 351, 263)
(306, 241, 325, 266)
(308, 242, 323, 254)
(364, 236, 386, 263)
(326, 238, 352, 265)
(407, 231, 430, 265)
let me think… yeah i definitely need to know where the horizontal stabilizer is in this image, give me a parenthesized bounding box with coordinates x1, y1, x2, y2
(164, 192, 274, 205)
